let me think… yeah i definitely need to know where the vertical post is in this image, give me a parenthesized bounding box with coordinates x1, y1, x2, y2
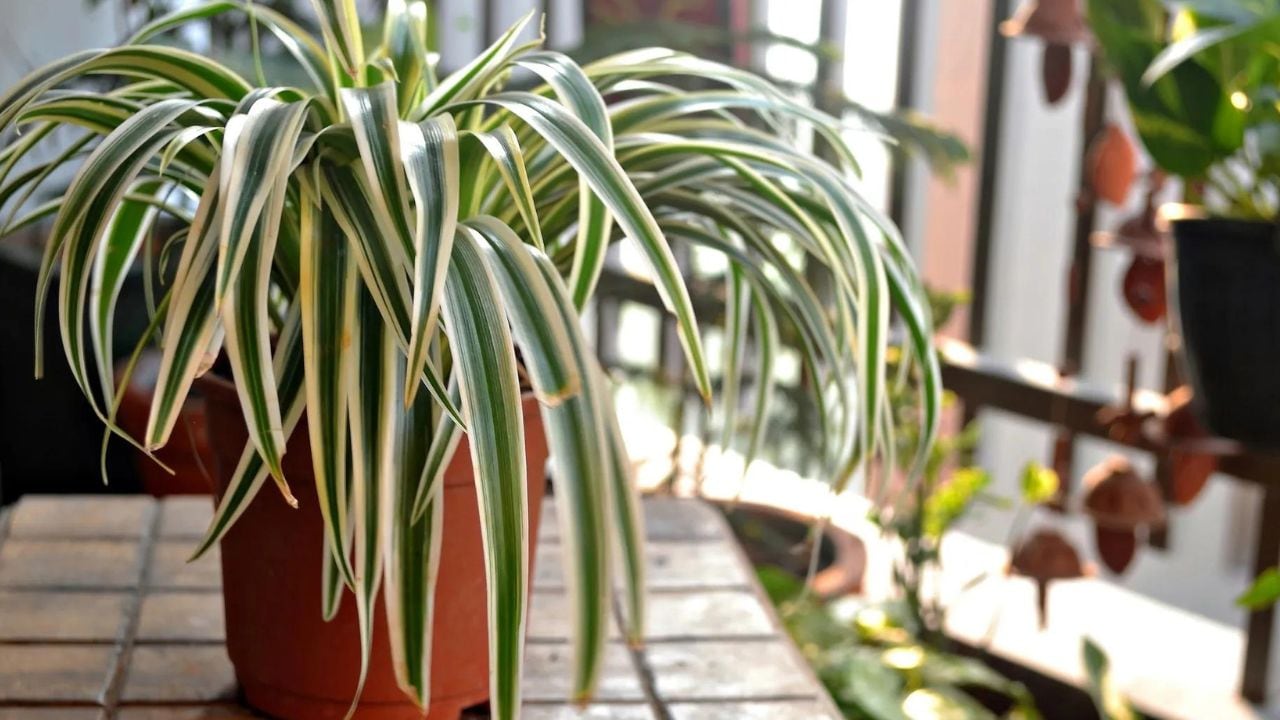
(1243, 482, 1280, 702)
(965, 0, 1012, 349)
(1150, 348, 1183, 549)
(1046, 56, 1108, 510)
(888, 0, 921, 229)
(1061, 59, 1107, 377)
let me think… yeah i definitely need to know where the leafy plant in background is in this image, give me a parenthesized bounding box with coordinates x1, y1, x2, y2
(754, 293, 1057, 719)
(0, 0, 942, 716)
(1087, 0, 1280, 219)
(1236, 566, 1280, 608)
(1083, 637, 1148, 720)
(759, 451, 1058, 720)
(762, 567, 1041, 720)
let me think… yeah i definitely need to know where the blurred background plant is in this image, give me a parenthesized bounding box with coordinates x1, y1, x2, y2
(1088, 0, 1280, 219)
(747, 292, 1066, 720)
(1083, 638, 1148, 720)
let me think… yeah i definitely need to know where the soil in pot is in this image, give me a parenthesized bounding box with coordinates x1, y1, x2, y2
(1170, 218, 1280, 449)
(200, 374, 549, 720)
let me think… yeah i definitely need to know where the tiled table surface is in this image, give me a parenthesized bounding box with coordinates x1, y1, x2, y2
(0, 495, 841, 719)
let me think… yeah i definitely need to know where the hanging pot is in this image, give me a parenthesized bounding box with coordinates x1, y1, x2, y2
(1000, 0, 1092, 106)
(1010, 528, 1084, 627)
(1000, 0, 1092, 46)
(1041, 44, 1073, 105)
(1088, 124, 1139, 206)
(1121, 254, 1166, 324)
(1169, 218, 1280, 448)
(1082, 456, 1164, 574)
(1163, 386, 1216, 506)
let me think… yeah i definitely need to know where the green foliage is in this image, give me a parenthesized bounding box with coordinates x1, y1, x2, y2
(923, 467, 991, 539)
(766, 572, 1039, 720)
(1237, 567, 1280, 608)
(1082, 638, 1146, 720)
(1018, 462, 1059, 506)
(1088, 0, 1280, 219)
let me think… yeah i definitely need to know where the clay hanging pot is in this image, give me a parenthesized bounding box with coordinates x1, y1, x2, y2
(1000, 0, 1092, 107)
(1000, 0, 1092, 45)
(1115, 171, 1166, 258)
(1082, 456, 1165, 574)
(1089, 124, 1139, 206)
(1164, 386, 1217, 506)
(1121, 254, 1167, 324)
(1010, 528, 1084, 628)
(1041, 44, 1073, 105)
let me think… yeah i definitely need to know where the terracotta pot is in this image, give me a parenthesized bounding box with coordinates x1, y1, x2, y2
(115, 351, 217, 496)
(1088, 124, 1138, 206)
(1121, 254, 1166, 325)
(1040, 43, 1073, 106)
(1010, 528, 1083, 627)
(1093, 525, 1138, 575)
(199, 374, 549, 720)
(718, 501, 865, 598)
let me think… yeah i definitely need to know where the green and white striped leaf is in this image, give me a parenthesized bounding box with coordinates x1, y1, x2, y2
(744, 288, 778, 473)
(719, 263, 749, 451)
(380, 354, 443, 705)
(215, 98, 310, 305)
(412, 11, 535, 119)
(221, 170, 294, 503)
(144, 171, 224, 451)
(467, 217, 607, 698)
(341, 83, 415, 257)
(442, 232, 528, 720)
(512, 51, 614, 307)
(320, 163, 463, 427)
(467, 126, 544, 251)
(399, 116, 459, 407)
(594, 364, 647, 645)
(381, 0, 430, 112)
(190, 307, 305, 560)
(309, 0, 365, 79)
(129, 1, 330, 94)
(0, 46, 251, 135)
(299, 185, 358, 585)
(48, 99, 193, 408)
(347, 286, 393, 715)
(89, 179, 163, 406)
(456, 92, 711, 401)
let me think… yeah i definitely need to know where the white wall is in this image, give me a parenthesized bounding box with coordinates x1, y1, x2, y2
(957, 4, 1262, 638)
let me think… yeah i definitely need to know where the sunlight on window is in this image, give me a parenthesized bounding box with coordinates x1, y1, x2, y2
(764, 1, 819, 85)
(842, 0, 902, 214)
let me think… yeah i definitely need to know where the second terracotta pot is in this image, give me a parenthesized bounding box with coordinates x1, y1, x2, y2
(199, 374, 549, 719)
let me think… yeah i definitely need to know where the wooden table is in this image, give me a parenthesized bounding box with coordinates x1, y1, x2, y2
(0, 494, 841, 719)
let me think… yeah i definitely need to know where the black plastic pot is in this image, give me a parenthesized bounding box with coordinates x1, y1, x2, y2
(1169, 218, 1280, 449)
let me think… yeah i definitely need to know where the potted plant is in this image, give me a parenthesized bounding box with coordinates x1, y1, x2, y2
(1088, 0, 1280, 447)
(0, 1, 941, 718)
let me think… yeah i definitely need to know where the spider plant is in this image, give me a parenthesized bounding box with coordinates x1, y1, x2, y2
(0, 1, 941, 717)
